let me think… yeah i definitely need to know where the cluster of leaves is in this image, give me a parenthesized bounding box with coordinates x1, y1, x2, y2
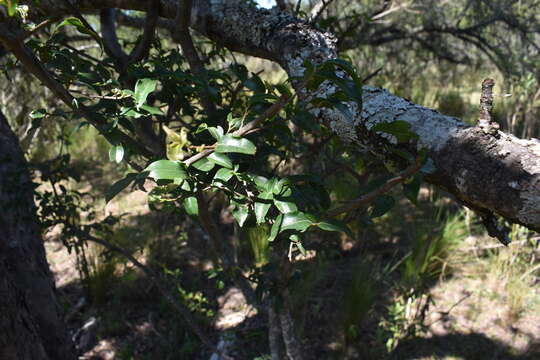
(21, 11, 432, 297)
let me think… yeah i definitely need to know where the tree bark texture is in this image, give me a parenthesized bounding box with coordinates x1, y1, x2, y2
(16, 0, 540, 231)
(0, 111, 75, 360)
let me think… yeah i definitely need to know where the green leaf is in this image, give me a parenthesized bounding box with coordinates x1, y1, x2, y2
(274, 198, 298, 214)
(214, 168, 234, 182)
(208, 153, 233, 169)
(30, 109, 46, 119)
(6, 0, 18, 17)
(216, 135, 256, 155)
(255, 191, 273, 224)
(280, 211, 316, 232)
(140, 104, 164, 115)
(208, 126, 224, 140)
(245, 74, 266, 93)
(183, 196, 199, 216)
(372, 120, 418, 143)
(370, 195, 395, 218)
(53, 17, 102, 47)
(294, 238, 307, 256)
(269, 214, 284, 242)
(145, 160, 187, 181)
(232, 201, 249, 227)
(108, 144, 124, 163)
(105, 173, 137, 203)
(192, 158, 215, 172)
(317, 219, 353, 237)
(134, 78, 158, 110)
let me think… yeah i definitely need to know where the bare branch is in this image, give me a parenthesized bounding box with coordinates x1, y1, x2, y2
(326, 157, 423, 218)
(309, 0, 335, 24)
(100, 8, 128, 68)
(173, 0, 216, 115)
(128, 0, 160, 64)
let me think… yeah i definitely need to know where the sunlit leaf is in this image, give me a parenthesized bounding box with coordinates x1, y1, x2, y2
(145, 160, 187, 181)
(134, 78, 158, 109)
(108, 144, 124, 163)
(216, 135, 256, 155)
(208, 153, 233, 169)
(183, 196, 199, 216)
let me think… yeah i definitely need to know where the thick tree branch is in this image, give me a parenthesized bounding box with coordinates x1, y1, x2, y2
(14, 0, 540, 233)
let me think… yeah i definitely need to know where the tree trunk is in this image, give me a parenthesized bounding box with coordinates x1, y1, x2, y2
(0, 110, 75, 360)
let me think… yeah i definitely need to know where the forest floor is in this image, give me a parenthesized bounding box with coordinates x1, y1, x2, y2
(44, 186, 540, 359)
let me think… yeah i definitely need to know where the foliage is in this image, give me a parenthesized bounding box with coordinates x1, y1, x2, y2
(3, 1, 540, 358)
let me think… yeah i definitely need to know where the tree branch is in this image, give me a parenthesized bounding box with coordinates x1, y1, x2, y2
(13, 0, 540, 233)
(326, 157, 423, 218)
(0, 20, 154, 159)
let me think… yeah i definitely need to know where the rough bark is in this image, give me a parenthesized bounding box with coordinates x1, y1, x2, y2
(0, 110, 76, 360)
(15, 0, 540, 231)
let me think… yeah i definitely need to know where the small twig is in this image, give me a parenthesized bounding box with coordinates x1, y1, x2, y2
(309, 0, 336, 24)
(426, 292, 472, 328)
(326, 157, 423, 218)
(22, 17, 60, 40)
(361, 66, 383, 83)
(295, 0, 303, 16)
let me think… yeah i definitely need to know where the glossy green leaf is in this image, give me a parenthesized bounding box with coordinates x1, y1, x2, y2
(280, 211, 316, 232)
(274, 198, 298, 214)
(317, 219, 353, 237)
(145, 160, 187, 181)
(269, 214, 284, 242)
(216, 135, 256, 155)
(105, 173, 137, 203)
(134, 78, 158, 110)
(192, 158, 215, 172)
(183, 196, 199, 216)
(214, 168, 234, 182)
(403, 173, 423, 205)
(54, 17, 102, 46)
(208, 126, 224, 140)
(232, 201, 249, 227)
(208, 153, 233, 169)
(140, 104, 164, 115)
(30, 109, 46, 119)
(6, 0, 18, 17)
(255, 191, 273, 224)
(108, 144, 124, 163)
